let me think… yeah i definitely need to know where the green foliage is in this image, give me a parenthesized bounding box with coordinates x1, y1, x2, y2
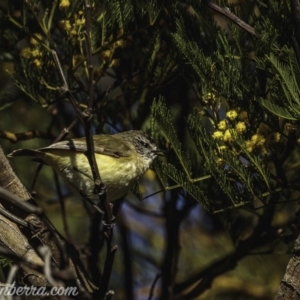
(1, 0, 300, 298)
(149, 0, 300, 212)
(151, 98, 211, 210)
(0, 256, 12, 268)
(1, 0, 300, 214)
(151, 97, 277, 212)
(151, 98, 192, 176)
(0, 0, 165, 109)
(257, 48, 300, 120)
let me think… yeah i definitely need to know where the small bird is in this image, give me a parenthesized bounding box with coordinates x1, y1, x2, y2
(8, 130, 157, 202)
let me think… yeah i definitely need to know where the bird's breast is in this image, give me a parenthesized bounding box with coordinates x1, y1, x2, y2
(42, 151, 146, 202)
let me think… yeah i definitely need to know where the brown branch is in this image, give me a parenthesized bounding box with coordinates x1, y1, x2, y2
(160, 195, 181, 299)
(87, 213, 104, 284)
(0, 245, 74, 282)
(36, 2, 116, 296)
(51, 50, 86, 125)
(53, 170, 75, 245)
(99, 229, 118, 299)
(0, 204, 28, 227)
(172, 195, 279, 300)
(0, 147, 47, 286)
(82, 1, 109, 215)
(275, 232, 300, 299)
(148, 273, 162, 300)
(0, 188, 42, 215)
(1, 147, 97, 294)
(82, 1, 116, 298)
(118, 213, 134, 300)
(0, 147, 31, 201)
(159, 194, 195, 299)
(205, 0, 260, 38)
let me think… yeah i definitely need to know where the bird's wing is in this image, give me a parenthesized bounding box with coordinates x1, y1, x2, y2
(40, 135, 132, 158)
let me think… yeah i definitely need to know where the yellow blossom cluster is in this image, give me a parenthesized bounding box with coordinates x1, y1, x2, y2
(109, 59, 120, 68)
(218, 120, 227, 130)
(59, 20, 71, 31)
(20, 33, 43, 68)
(223, 129, 233, 142)
(20, 48, 42, 59)
(212, 109, 247, 143)
(212, 129, 236, 143)
(251, 134, 265, 146)
(284, 123, 297, 132)
(226, 110, 238, 120)
(212, 131, 223, 139)
(59, 0, 70, 9)
(114, 39, 127, 48)
(217, 145, 227, 152)
(235, 121, 246, 133)
(32, 59, 42, 68)
(216, 158, 224, 166)
(59, 11, 85, 37)
(243, 125, 282, 154)
(244, 134, 265, 152)
(272, 132, 281, 143)
(211, 105, 282, 156)
(101, 50, 112, 61)
(203, 92, 216, 103)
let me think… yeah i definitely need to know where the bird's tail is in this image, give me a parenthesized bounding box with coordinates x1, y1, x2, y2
(7, 149, 41, 158)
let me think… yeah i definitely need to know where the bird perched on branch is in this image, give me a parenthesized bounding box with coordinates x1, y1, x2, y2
(8, 130, 157, 202)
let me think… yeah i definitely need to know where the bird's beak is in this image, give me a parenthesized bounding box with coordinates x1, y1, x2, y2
(153, 149, 167, 157)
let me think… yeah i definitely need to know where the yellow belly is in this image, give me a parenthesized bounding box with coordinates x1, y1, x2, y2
(42, 151, 143, 202)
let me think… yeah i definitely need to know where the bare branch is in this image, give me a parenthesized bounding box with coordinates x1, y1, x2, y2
(205, 1, 260, 38)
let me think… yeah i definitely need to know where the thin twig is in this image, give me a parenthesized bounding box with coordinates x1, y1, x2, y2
(82, 2, 116, 298)
(148, 273, 162, 300)
(118, 213, 134, 300)
(0, 245, 77, 285)
(87, 213, 103, 282)
(99, 229, 118, 299)
(29, 162, 44, 195)
(205, 0, 260, 38)
(173, 194, 280, 300)
(103, 291, 115, 300)
(51, 50, 86, 125)
(82, 0, 114, 225)
(6, 265, 18, 300)
(0, 187, 42, 214)
(38, 246, 60, 286)
(0, 205, 28, 227)
(53, 170, 75, 244)
(160, 192, 182, 299)
(54, 118, 80, 143)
